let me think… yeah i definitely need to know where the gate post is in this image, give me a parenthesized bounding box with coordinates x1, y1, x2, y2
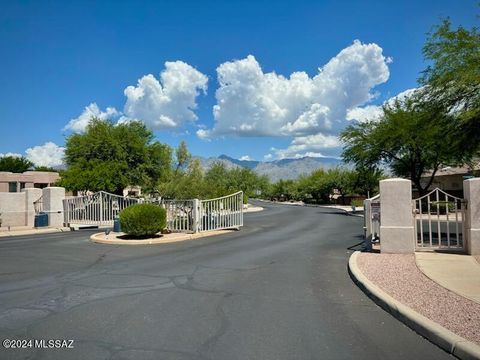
(192, 199, 201, 233)
(42, 187, 65, 227)
(464, 178, 480, 255)
(380, 178, 415, 253)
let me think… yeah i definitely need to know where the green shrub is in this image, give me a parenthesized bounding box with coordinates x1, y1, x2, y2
(350, 199, 364, 208)
(119, 204, 166, 237)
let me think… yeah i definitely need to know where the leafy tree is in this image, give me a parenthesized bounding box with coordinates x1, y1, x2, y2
(267, 179, 300, 201)
(341, 97, 457, 195)
(296, 169, 330, 203)
(34, 166, 58, 172)
(60, 118, 172, 194)
(0, 156, 33, 173)
(325, 167, 356, 205)
(158, 159, 207, 199)
(420, 18, 480, 156)
(174, 140, 192, 173)
(349, 166, 383, 197)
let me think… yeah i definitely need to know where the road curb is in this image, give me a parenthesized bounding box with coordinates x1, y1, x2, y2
(255, 199, 363, 217)
(0, 227, 71, 237)
(90, 229, 234, 245)
(348, 251, 480, 360)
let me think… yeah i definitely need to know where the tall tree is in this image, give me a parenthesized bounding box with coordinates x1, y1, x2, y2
(420, 18, 480, 157)
(174, 141, 192, 173)
(0, 156, 33, 173)
(60, 118, 172, 194)
(341, 97, 457, 195)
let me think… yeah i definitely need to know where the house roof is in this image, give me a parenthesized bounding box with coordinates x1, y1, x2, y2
(421, 162, 480, 178)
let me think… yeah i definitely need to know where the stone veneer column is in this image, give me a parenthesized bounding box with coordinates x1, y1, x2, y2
(42, 187, 65, 227)
(464, 178, 480, 255)
(380, 178, 415, 253)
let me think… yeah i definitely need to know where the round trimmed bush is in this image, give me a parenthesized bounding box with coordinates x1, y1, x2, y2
(119, 203, 166, 238)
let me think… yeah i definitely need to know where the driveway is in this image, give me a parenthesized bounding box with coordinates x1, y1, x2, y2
(0, 201, 453, 359)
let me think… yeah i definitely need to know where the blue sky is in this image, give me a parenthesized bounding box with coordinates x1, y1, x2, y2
(0, 0, 478, 166)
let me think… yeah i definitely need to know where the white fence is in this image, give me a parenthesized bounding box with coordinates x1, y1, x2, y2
(63, 191, 244, 233)
(413, 188, 466, 250)
(63, 191, 140, 227)
(200, 191, 243, 231)
(158, 199, 195, 233)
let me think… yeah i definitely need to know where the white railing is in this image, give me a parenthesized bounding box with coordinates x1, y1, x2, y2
(159, 199, 195, 233)
(200, 191, 243, 231)
(63, 191, 244, 233)
(364, 194, 380, 246)
(413, 188, 466, 250)
(63, 191, 139, 226)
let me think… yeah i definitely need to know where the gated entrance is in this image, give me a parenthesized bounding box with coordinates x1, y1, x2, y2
(413, 188, 466, 250)
(63, 191, 140, 227)
(63, 191, 244, 233)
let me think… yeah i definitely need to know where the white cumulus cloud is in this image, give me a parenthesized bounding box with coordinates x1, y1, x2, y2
(239, 155, 253, 161)
(123, 61, 208, 130)
(273, 134, 341, 159)
(25, 142, 65, 167)
(0, 152, 22, 158)
(201, 40, 390, 141)
(346, 105, 384, 123)
(346, 88, 419, 123)
(64, 103, 120, 133)
(64, 61, 208, 133)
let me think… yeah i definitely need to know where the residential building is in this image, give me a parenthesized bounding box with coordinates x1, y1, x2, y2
(0, 171, 60, 193)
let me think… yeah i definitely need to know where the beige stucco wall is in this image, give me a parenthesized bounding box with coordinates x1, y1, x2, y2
(380, 178, 415, 254)
(0, 188, 42, 227)
(0, 171, 60, 193)
(464, 178, 480, 255)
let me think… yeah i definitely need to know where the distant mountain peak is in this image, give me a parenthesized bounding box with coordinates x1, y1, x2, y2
(197, 154, 341, 181)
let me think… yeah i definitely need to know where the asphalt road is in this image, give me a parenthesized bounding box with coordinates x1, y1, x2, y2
(0, 202, 453, 360)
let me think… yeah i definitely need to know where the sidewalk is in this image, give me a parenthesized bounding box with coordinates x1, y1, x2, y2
(416, 252, 480, 304)
(0, 226, 71, 237)
(349, 251, 480, 359)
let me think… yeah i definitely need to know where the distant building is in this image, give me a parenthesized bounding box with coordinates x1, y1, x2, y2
(0, 171, 60, 193)
(419, 163, 480, 197)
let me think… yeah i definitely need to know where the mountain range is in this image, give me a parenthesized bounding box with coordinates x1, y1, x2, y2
(197, 154, 342, 182)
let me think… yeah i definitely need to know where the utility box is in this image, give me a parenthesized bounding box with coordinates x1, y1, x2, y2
(34, 213, 48, 228)
(113, 217, 121, 232)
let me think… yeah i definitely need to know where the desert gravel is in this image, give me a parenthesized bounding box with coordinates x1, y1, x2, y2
(357, 252, 480, 344)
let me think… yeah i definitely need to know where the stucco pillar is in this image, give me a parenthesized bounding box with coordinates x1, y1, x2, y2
(464, 178, 480, 255)
(23, 188, 42, 227)
(380, 178, 415, 253)
(42, 187, 65, 227)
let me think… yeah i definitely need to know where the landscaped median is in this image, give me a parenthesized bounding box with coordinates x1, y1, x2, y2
(349, 251, 480, 360)
(90, 230, 234, 245)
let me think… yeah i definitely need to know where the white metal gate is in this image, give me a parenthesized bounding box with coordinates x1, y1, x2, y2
(199, 191, 243, 231)
(63, 191, 140, 227)
(159, 200, 195, 233)
(63, 191, 244, 233)
(413, 188, 466, 250)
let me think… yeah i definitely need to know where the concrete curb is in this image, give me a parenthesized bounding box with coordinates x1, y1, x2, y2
(90, 229, 234, 245)
(0, 227, 71, 237)
(348, 251, 480, 360)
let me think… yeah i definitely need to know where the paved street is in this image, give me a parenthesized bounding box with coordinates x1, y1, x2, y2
(0, 202, 453, 360)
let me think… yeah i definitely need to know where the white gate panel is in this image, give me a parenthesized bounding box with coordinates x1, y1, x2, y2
(413, 188, 466, 250)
